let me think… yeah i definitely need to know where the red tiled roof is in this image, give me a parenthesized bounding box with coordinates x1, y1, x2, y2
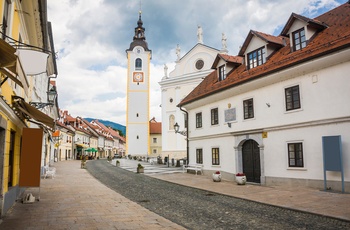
(238, 30, 285, 56)
(219, 54, 243, 63)
(179, 3, 350, 107)
(150, 119, 162, 134)
(280, 13, 327, 36)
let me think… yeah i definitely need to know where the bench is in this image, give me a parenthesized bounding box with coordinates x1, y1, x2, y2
(183, 164, 203, 175)
(43, 166, 56, 179)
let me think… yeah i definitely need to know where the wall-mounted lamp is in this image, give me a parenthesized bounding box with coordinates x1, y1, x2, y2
(30, 86, 57, 109)
(266, 103, 270, 107)
(228, 123, 232, 128)
(174, 122, 187, 136)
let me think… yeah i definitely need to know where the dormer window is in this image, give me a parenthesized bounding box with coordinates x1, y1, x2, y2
(135, 58, 142, 70)
(292, 28, 306, 51)
(218, 65, 226, 81)
(247, 47, 265, 69)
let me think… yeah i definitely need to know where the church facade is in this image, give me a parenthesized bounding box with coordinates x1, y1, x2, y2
(159, 28, 228, 162)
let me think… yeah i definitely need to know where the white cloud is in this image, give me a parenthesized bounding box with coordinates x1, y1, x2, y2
(47, 0, 345, 125)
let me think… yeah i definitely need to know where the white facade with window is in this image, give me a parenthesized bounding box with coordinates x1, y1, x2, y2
(159, 43, 221, 161)
(179, 4, 350, 191)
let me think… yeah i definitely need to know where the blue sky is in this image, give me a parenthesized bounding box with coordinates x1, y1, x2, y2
(47, 0, 347, 125)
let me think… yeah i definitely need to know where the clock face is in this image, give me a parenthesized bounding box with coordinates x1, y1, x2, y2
(133, 72, 144, 82)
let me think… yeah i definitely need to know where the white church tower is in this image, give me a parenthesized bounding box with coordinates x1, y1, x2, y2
(125, 11, 151, 156)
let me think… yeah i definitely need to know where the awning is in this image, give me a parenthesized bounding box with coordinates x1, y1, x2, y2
(15, 49, 49, 75)
(0, 39, 29, 94)
(86, 147, 98, 152)
(76, 143, 88, 148)
(12, 96, 55, 129)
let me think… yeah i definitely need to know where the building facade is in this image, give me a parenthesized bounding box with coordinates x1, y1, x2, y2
(159, 32, 222, 161)
(0, 0, 58, 216)
(178, 3, 350, 191)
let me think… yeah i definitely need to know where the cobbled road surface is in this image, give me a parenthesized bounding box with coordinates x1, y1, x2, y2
(87, 160, 350, 230)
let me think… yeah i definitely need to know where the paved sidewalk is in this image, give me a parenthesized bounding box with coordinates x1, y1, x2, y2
(1, 159, 349, 230)
(118, 159, 350, 222)
(0, 160, 185, 230)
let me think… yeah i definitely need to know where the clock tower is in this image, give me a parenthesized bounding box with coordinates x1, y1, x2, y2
(125, 11, 151, 156)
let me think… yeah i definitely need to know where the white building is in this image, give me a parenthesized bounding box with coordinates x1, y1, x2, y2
(178, 3, 350, 191)
(159, 30, 225, 161)
(125, 12, 151, 157)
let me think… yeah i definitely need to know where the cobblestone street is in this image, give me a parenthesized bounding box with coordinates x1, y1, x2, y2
(87, 159, 350, 229)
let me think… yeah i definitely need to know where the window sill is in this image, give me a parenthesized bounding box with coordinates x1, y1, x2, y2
(287, 167, 307, 171)
(285, 108, 303, 114)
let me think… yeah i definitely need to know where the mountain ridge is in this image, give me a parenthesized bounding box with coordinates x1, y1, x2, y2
(84, 118, 126, 136)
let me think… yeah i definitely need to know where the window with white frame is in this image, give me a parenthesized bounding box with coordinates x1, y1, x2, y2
(243, 98, 254, 119)
(212, 148, 220, 165)
(196, 112, 202, 128)
(211, 108, 219, 125)
(218, 65, 226, 81)
(288, 142, 304, 167)
(292, 28, 306, 51)
(247, 47, 265, 69)
(285, 85, 301, 111)
(196, 148, 203, 164)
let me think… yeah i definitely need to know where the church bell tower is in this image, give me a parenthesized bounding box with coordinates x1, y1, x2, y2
(125, 11, 151, 156)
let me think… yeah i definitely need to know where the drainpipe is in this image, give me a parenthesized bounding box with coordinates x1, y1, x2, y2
(179, 106, 189, 165)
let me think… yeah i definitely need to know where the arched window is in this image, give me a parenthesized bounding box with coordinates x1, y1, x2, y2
(135, 58, 142, 70)
(169, 115, 175, 130)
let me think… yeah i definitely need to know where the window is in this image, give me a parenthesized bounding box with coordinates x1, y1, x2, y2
(285, 85, 301, 111)
(247, 47, 265, 69)
(196, 112, 202, 128)
(212, 148, 220, 165)
(211, 108, 219, 125)
(153, 138, 157, 143)
(196, 148, 203, 164)
(218, 65, 226, 81)
(243, 98, 254, 119)
(8, 131, 15, 187)
(153, 149, 157, 154)
(288, 143, 304, 167)
(135, 58, 142, 70)
(169, 115, 175, 130)
(2, 0, 11, 39)
(292, 28, 306, 51)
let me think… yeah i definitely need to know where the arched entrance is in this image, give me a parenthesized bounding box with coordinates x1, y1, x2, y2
(242, 140, 261, 183)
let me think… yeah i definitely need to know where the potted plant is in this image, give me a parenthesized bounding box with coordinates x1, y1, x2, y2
(137, 163, 144, 173)
(235, 172, 246, 185)
(116, 160, 120, 167)
(212, 171, 222, 182)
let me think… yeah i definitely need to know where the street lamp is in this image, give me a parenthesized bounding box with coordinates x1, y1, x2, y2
(173, 122, 189, 165)
(30, 85, 57, 109)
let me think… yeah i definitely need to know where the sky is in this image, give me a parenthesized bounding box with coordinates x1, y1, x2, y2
(47, 0, 347, 125)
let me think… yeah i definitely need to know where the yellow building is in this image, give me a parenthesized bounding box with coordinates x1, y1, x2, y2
(149, 118, 162, 158)
(0, 0, 58, 216)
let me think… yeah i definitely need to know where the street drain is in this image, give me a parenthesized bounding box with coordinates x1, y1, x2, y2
(205, 193, 215, 196)
(138, 199, 150, 203)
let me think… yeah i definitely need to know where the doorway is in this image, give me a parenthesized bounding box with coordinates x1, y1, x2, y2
(242, 140, 261, 183)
